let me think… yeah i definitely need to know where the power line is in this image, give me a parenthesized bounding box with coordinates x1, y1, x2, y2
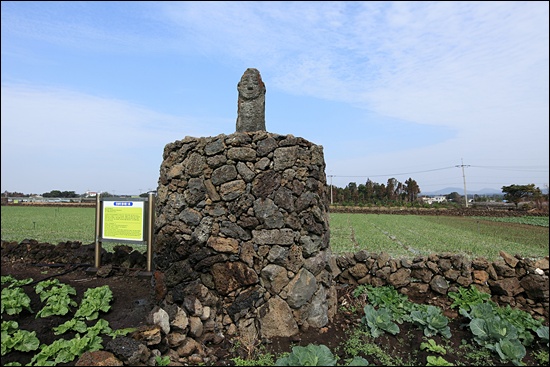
(330, 166, 456, 178)
(329, 164, 547, 180)
(470, 165, 548, 172)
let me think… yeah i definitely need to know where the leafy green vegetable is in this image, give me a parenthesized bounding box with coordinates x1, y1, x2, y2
(346, 356, 370, 366)
(1, 287, 32, 315)
(28, 334, 102, 366)
(410, 305, 451, 339)
(459, 302, 496, 321)
(53, 318, 89, 335)
(1, 275, 33, 288)
(361, 305, 400, 338)
(85, 319, 112, 338)
(74, 285, 113, 320)
(1, 321, 40, 356)
(494, 338, 526, 366)
(536, 325, 549, 347)
(420, 339, 446, 355)
(35, 279, 78, 318)
(1, 320, 19, 334)
(108, 327, 137, 339)
(156, 356, 171, 366)
(275, 344, 338, 366)
(495, 304, 544, 346)
(426, 355, 454, 366)
(448, 285, 491, 312)
(458, 300, 538, 365)
(274, 344, 369, 366)
(361, 285, 416, 323)
(469, 317, 519, 347)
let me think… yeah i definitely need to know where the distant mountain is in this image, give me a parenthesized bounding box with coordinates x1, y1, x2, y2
(422, 187, 502, 196)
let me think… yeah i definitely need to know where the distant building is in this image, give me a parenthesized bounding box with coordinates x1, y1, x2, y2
(421, 195, 447, 205)
(84, 191, 98, 198)
(29, 195, 44, 202)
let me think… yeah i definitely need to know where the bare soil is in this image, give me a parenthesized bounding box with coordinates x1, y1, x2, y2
(1, 253, 548, 366)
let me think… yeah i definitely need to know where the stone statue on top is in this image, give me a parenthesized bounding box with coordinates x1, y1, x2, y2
(236, 68, 266, 132)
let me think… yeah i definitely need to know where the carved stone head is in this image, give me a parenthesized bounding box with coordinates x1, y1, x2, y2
(237, 68, 266, 100)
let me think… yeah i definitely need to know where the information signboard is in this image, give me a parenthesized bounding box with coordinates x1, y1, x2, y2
(101, 200, 144, 241)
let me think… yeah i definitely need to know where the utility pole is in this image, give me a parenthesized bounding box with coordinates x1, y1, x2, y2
(456, 159, 470, 207)
(328, 175, 334, 205)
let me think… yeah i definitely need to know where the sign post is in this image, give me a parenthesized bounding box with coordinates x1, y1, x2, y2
(88, 193, 155, 276)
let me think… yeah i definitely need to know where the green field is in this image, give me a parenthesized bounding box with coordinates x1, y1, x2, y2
(1, 206, 548, 261)
(330, 213, 549, 261)
(1, 206, 96, 244)
(0, 206, 130, 252)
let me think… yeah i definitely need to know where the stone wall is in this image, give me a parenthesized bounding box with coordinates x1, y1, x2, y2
(153, 131, 337, 345)
(334, 250, 549, 320)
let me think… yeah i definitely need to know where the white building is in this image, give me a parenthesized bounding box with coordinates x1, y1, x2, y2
(421, 195, 447, 205)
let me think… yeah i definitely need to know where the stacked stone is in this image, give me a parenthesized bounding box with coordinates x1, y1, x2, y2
(153, 131, 337, 348)
(335, 250, 549, 320)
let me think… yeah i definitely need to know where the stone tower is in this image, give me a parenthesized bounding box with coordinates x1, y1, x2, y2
(153, 69, 337, 344)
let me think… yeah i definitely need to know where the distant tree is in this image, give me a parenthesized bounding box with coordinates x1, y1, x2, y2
(501, 184, 542, 209)
(347, 182, 359, 204)
(490, 194, 504, 202)
(386, 178, 398, 201)
(373, 182, 386, 202)
(43, 190, 62, 198)
(4, 191, 26, 197)
(335, 187, 345, 203)
(446, 192, 462, 202)
(331, 177, 422, 206)
(395, 181, 405, 203)
(404, 178, 420, 202)
(365, 179, 375, 202)
(42, 190, 79, 198)
(357, 183, 365, 203)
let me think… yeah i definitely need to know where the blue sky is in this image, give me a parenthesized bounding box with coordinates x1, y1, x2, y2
(1, 1, 548, 196)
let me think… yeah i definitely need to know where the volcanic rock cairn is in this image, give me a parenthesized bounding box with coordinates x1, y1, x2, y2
(153, 69, 336, 344)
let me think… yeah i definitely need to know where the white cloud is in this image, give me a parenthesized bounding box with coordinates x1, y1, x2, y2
(0, 83, 218, 194)
(156, 1, 549, 129)
(1, 84, 203, 150)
